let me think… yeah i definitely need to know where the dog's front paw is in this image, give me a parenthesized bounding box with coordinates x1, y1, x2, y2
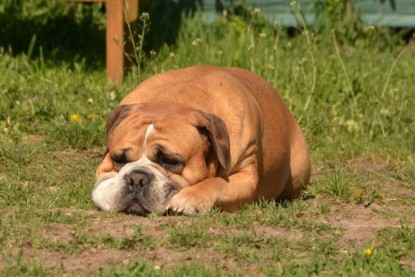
(166, 187, 214, 214)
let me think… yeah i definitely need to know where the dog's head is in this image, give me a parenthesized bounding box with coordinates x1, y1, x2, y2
(92, 103, 230, 216)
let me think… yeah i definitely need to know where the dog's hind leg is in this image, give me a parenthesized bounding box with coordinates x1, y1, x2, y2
(280, 124, 311, 199)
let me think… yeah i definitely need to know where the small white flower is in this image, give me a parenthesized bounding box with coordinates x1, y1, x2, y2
(140, 12, 150, 22)
(273, 21, 282, 31)
(290, 1, 300, 10)
(109, 91, 116, 101)
(191, 38, 203, 47)
(251, 8, 261, 16)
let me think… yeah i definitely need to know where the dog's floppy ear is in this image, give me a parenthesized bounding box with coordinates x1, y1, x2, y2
(106, 105, 133, 143)
(194, 112, 230, 171)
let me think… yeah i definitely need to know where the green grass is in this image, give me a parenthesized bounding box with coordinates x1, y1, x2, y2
(1, 1, 415, 276)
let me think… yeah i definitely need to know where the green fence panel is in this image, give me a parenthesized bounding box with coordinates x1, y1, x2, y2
(200, 0, 415, 27)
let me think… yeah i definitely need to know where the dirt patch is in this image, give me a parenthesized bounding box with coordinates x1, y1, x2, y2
(60, 148, 103, 159)
(88, 213, 199, 238)
(381, 181, 415, 201)
(21, 237, 241, 275)
(309, 156, 415, 248)
(23, 247, 136, 274)
(319, 202, 400, 247)
(23, 135, 44, 145)
(346, 156, 390, 174)
(402, 259, 415, 272)
(310, 193, 414, 248)
(312, 156, 391, 180)
(39, 223, 76, 245)
(144, 246, 240, 271)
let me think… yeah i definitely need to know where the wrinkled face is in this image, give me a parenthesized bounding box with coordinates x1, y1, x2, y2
(92, 103, 230, 216)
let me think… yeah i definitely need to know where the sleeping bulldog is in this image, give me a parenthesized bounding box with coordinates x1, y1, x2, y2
(92, 65, 310, 215)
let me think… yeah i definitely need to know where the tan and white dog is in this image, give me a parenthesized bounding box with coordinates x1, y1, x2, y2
(92, 65, 310, 215)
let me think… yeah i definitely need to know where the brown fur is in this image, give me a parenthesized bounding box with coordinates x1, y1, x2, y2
(96, 65, 311, 213)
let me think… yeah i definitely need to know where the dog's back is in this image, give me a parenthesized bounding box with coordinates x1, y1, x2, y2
(122, 65, 310, 200)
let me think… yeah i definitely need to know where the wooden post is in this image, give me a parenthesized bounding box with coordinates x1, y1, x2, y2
(106, 0, 124, 84)
(106, 0, 139, 84)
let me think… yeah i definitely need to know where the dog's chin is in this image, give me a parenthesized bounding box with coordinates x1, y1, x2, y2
(123, 202, 149, 216)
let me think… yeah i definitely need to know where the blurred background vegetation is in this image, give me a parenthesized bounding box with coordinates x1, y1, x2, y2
(0, 0, 107, 67)
(0, 0, 413, 69)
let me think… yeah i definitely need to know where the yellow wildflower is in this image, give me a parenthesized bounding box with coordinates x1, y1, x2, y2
(364, 248, 373, 256)
(70, 114, 82, 123)
(354, 188, 363, 197)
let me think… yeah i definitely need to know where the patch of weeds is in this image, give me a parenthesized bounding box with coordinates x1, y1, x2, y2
(289, 239, 340, 276)
(0, 141, 42, 167)
(254, 236, 342, 276)
(353, 185, 385, 207)
(251, 199, 335, 235)
(51, 226, 153, 254)
(215, 206, 260, 228)
(297, 219, 336, 235)
(99, 258, 226, 277)
(406, 156, 415, 185)
(309, 168, 353, 201)
(336, 245, 414, 276)
(372, 208, 396, 220)
(377, 224, 415, 261)
(0, 118, 31, 144)
(114, 227, 155, 250)
(302, 237, 339, 258)
(314, 202, 331, 215)
(216, 232, 265, 263)
(33, 210, 91, 226)
(265, 237, 412, 276)
(399, 197, 415, 206)
(47, 114, 105, 150)
(0, 217, 151, 255)
(98, 258, 160, 276)
(0, 215, 41, 248)
(262, 202, 300, 228)
(0, 248, 53, 276)
(170, 262, 230, 277)
(165, 222, 209, 248)
(0, 162, 94, 210)
(389, 155, 415, 189)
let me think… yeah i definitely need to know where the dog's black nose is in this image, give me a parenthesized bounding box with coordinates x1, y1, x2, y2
(124, 170, 152, 193)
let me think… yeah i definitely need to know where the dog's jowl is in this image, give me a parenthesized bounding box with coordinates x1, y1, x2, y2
(92, 65, 311, 216)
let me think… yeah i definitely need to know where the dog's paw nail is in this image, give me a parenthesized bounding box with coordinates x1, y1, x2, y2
(165, 204, 184, 215)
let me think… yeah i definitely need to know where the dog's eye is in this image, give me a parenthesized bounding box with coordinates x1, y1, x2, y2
(161, 157, 180, 169)
(153, 146, 185, 173)
(157, 153, 184, 173)
(112, 156, 127, 170)
(113, 158, 126, 165)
